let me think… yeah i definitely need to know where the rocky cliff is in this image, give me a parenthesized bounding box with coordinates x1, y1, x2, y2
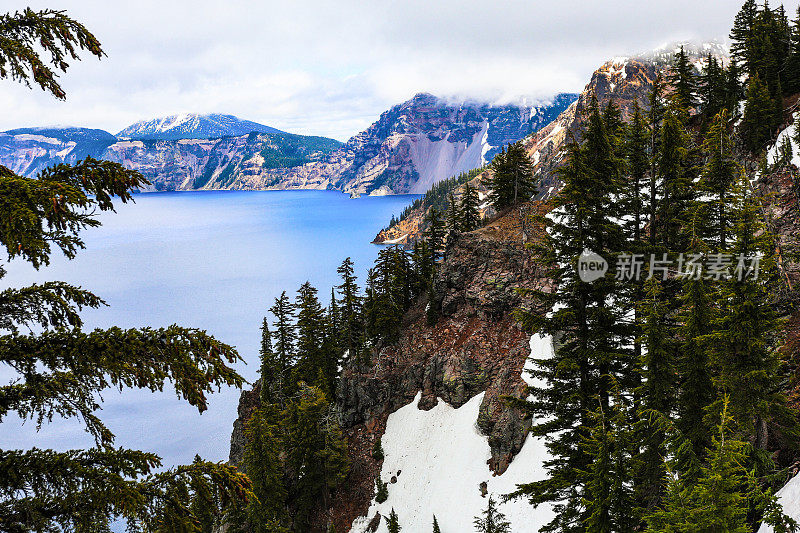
(227, 204, 552, 532)
(373, 42, 728, 243)
(0, 128, 343, 191)
(317, 92, 576, 195)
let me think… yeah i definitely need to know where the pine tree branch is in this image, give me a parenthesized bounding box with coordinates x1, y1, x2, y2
(0, 8, 104, 99)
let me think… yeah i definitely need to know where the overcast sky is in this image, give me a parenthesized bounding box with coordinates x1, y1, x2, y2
(0, 1, 788, 141)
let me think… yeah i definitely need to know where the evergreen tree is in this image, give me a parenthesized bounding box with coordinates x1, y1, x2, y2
(699, 54, 727, 125)
(700, 110, 739, 248)
(372, 437, 385, 460)
(645, 398, 795, 532)
(488, 141, 536, 209)
(283, 384, 349, 531)
(410, 238, 434, 292)
(432, 515, 442, 533)
(622, 101, 650, 253)
(270, 291, 297, 388)
(375, 478, 389, 503)
(668, 46, 697, 112)
(633, 279, 675, 513)
(259, 318, 281, 405)
(725, 59, 743, 116)
(511, 100, 629, 532)
(730, 0, 758, 74)
(294, 282, 335, 395)
(365, 247, 410, 343)
(654, 103, 695, 252)
(789, 6, 800, 93)
(602, 98, 625, 149)
(459, 182, 481, 231)
(0, 9, 252, 530)
(742, 74, 777, 152)
(675, 275, 714, 462)
(387, 508, 402, 533)
(583, 386, 636, 533)
(473, 496, 511, 533)
(774, 135, 794, 170)
(447, 192, 460, 232)
(706, 174, 797, 452)
(336, 257, 363, 360)
(424, 207, 446, 258)
(647, 74, 666, 246)
(242, 406, 289, 532)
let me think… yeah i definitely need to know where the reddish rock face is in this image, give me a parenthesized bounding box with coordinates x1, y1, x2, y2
(227, 206, 551, 532)
(323, 209, 551, 531)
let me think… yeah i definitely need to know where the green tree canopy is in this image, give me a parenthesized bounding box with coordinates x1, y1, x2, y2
(0, 8, 252, 531)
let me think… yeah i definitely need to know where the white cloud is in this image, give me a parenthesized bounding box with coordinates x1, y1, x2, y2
(0, 0, 782, 141)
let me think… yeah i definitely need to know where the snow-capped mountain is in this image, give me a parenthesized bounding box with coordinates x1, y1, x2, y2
(116, 113, 284, 141)
(0, 126, 342, 189)
(635, 39, 729, 67)
(257, 92, 578, 195)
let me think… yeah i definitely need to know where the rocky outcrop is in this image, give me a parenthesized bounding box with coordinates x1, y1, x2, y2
(224, 205, 551, 532)
(326, 208, 550, 531)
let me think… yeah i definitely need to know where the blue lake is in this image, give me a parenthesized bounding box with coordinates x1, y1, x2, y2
(0, 190, 417, 467)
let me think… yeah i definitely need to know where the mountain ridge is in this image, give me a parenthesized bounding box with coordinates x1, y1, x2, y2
(116, 112, 285, 140)
(0, 94, 577, 194)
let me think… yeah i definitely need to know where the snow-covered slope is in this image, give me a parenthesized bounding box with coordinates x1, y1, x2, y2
(767, 113, 800, 169)
(757, 472, 800, 532)
(116, 113, 283, 140)
(348, 335, 555, 533)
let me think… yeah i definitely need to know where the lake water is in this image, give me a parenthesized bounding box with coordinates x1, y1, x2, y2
(0, 190, 417, 467)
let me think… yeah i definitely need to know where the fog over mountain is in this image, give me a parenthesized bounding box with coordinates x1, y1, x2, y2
(0, 0, 760, 141)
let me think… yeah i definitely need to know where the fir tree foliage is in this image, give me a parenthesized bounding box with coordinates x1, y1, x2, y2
(0, 9, 253, 531)
(459, 182, 482, 232)
(433, 515, 441, 533)
(375, 478, 389, 504)
(387, 508, 402, 533)
(488, 141, 536, 210)
(473, 496, 511, 533)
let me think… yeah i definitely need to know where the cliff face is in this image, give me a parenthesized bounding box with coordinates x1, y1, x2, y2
(321, 92, 577, 195)
(226, 206, 551, 532)
(99, 133, 342, 191)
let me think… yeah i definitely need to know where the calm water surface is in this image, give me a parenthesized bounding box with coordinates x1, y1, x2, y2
(0, 190, 417, 467)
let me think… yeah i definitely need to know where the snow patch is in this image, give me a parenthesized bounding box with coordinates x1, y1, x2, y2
(766, 115, 800, 169)
(758, 473, 800, 532)
(349, 335, 556, 533)
(381, 234, 409, 244)
(480, 121, 492, 164)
